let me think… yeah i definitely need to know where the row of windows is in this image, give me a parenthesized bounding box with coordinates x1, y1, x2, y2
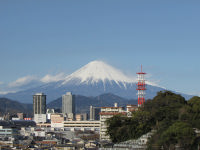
(0, 130, 12, 132)
(64, 123, 100, 125)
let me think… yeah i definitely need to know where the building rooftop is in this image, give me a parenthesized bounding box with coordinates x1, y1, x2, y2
(35, 93, 45, 95)
(0, 120, 36, 128)
(99, 112, 127, 115)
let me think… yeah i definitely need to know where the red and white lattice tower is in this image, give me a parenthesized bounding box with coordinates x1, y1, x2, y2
(136, 65, 146, 107)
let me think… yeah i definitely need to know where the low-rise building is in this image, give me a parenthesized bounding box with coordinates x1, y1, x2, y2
(75, 113, 88, 121)
(126, 104, 138, 117)
(75, 114, 83, 121)
(34, 114, 47, 123)
(63, 120, 100, 131)
(0, 126, 19, 139)
(46, 109, 55, 122)
(34, 129, 46, 137)
(17, 113, 24, 120)
(37, 120, 100, 132)
(51, 114, 64, 128)
(113, 130, 156, 149)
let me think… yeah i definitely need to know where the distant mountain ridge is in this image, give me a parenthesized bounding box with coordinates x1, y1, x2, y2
(0, 93, 137, 115)
(0, 92, 192, 116)
(47, 93, 137, 114)
(0, 97, 32, 116)
(0, 61, 192, 103)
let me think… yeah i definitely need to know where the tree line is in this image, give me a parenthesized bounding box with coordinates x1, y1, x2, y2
(106, 91, 200, 150)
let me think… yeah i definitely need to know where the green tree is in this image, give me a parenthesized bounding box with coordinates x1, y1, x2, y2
(187, 96, 200, 128)
(106, 114, 130, 143)
(159, 122, 196, 150)
(106, 91, 200, 149)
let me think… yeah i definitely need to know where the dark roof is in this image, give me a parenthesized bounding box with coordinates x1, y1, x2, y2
(0, 121, 11, 127)
(0, 120, 36, 128)
(12, 120, 36, 127)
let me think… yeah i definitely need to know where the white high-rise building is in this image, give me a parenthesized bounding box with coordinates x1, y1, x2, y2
(62, 92, 75, 120)
(99, 103, 125, 141)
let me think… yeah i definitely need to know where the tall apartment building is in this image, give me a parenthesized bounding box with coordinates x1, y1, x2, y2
(90, 106, 100, 120)
(62, 92, 75, 120)
(99, 103, 139, 141)
(33, 93, 47, 123)
(33, 93, 46, 114)
(99, 103, 126, 141)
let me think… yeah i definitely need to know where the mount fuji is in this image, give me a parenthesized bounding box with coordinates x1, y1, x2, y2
(1, 61, 167, 103)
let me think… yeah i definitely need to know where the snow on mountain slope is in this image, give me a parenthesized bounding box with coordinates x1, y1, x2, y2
(61, 61, 136, 89)
(61, 60, 157, 89)
(0, 60, 170, 103)
(62, 61, 134, 84)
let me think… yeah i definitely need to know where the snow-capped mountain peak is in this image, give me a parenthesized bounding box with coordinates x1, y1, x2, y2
(62, 60, 135, 85)
(0, 60, 175, 103)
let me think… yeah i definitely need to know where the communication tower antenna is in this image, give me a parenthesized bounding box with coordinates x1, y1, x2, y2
(136, 65, 146, 107)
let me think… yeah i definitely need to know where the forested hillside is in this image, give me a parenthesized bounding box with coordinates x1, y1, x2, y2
(0, 97, 33, 116)
(107, 91, 200, 150)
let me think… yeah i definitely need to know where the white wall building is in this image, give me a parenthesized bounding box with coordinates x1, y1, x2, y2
(99, 103, 126, 141)
(62, 92, 75, 120)
(51, 114, 64, 128)
(34, 114, 47, 123)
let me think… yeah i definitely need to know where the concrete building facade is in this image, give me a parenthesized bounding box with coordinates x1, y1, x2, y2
(62, 92, 75, 119)
(33, 93, 46, 114)
(37, 120, 100, 132)
(51, 114, 64, 128)
(33, 93, 47, 123)
(90, 106, 100, 120)
(99, 104, 126, 141)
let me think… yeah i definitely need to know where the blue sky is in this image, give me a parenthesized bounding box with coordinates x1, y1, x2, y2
(0, 1, 200, 95)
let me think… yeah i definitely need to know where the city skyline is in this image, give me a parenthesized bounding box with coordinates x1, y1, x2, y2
(0, 1, 200, 96)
